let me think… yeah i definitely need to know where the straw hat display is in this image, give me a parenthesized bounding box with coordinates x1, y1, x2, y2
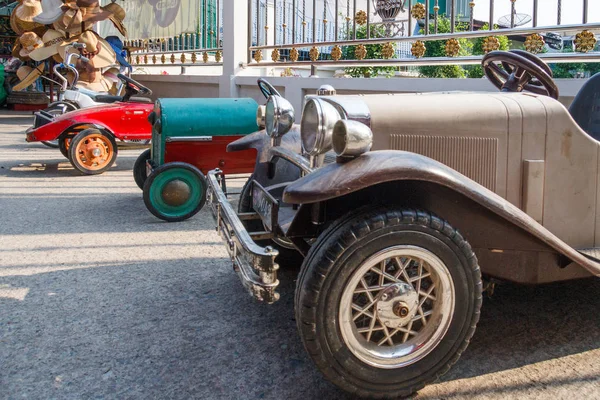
(13, 64, 45, 91)
(10, 0, 129, 94)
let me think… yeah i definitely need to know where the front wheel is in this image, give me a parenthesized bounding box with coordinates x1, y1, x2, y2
(68, 129, 118, 175)
(133, 149, 152, 190)
(143, 162, 207, 222)
(295, 208, 482, 399)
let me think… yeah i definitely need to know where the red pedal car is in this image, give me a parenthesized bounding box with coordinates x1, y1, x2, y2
(26, 74, 153, 175)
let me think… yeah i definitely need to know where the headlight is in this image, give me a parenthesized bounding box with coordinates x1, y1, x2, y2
(300, 98, 341, 156)
(256, 105, 266, 128)
(265, 95, 294, 139)
(332, 120, 372, 159)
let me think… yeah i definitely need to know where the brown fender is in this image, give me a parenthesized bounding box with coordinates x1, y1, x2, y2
(226, 126, 301, 163)
(283, 150, 600, 277)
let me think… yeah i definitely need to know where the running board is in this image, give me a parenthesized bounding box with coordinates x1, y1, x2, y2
(578, 248, 600, 263)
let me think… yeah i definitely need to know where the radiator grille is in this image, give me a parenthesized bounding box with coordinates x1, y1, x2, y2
(390, 135, 499, 191)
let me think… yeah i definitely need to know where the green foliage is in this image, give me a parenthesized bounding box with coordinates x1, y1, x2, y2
(549, 48, 600, 78)
(419, 20, 509, 79)
(342, 24, 397, 78)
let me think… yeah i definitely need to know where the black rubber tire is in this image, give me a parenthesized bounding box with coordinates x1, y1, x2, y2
(143, 162, 207, 222)
(238, 177, 303, 264)
(41, 102, 78, 152)
(133, 149, 152, 190)
(295, 208, 482, 399)
(58, 135, 72, 159)
(68, 129, 118, 175)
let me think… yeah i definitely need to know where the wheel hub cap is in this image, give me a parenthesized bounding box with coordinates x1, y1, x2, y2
(161, 179, 191, 206)
(376, 282, 418, 329)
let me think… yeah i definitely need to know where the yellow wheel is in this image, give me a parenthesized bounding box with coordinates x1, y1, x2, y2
(68, 129, 118, 175)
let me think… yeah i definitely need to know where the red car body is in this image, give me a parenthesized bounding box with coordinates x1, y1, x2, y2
(26, 102, 153, 143)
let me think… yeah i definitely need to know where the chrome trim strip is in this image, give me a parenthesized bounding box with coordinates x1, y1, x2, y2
(165, 136, 213, 142)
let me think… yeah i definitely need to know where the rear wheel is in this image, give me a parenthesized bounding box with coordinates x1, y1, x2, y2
(143, 162, 207, 222)
(58, 135, 73, 158)
(296, 208, 482, 399)
(41, 102, 78, 149)
(133, 149, 152, 190)
(68, 129, 118, 175)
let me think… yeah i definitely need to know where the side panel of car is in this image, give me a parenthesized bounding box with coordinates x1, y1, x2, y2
(164, 136, 257, 175)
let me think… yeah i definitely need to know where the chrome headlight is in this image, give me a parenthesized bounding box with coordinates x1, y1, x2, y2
(256, 105, 266, 128)
(265, 95, 294, 139)
(332, 120, 372, 159)
(300, 98, 341, 156)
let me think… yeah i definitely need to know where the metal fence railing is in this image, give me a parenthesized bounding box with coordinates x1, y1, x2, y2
(246, 0, 600, 68)
(127, 0, 223, 67)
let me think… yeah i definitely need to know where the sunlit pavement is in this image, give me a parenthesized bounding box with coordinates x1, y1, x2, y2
(1, 110, 600, 400)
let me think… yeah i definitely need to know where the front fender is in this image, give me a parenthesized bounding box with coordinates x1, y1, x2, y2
(283, 150, 600, 277)
(227, 125, 302, 163)
(26, 118, 73, 142)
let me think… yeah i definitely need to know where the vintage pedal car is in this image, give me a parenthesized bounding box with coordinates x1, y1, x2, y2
(206, 51, 600, 398)
(25, 74, 153, 175)
(134, 96, 260, 222)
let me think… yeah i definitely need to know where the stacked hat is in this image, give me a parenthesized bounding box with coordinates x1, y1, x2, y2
(13, 64, 45, 91)
(10, 0, 45, 35)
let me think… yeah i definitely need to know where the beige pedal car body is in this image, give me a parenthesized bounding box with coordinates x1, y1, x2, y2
(205, 51, 600, 398)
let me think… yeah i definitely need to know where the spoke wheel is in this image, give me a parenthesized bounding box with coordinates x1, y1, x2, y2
(340, 246, 454, 369)
(68, 129, 117, 175)
(295, 208, 482, 399)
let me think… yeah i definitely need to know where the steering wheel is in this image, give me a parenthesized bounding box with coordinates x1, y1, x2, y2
(482, 50, 559, 99)
(258, 78, 281, 99)
(118, 73, 152, 101)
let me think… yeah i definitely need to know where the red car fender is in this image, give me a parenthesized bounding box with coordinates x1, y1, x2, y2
(26, 102, 154, 142)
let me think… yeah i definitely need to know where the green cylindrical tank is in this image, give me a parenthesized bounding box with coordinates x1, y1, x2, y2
(159, 98, 259, 137)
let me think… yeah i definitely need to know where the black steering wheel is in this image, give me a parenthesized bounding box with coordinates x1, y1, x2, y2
(482, 50, 559, 99)
(258, 78, 281, 99)
(118, 73, 152, 101)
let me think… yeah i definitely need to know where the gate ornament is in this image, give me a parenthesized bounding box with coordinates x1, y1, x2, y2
(381, 42, 394, 59)
(253, 49, 263, 63)
(191, 53, 197, 63)
(331, 45, 342, 61)
(309, 46, 320, 61)
(355, 10, 367, 25)
(411, 40, 426, 58)
(410, 3, 426, 20)
(482, 36, 500, 53)
(290, 47, 299, 62)
(152, 55, 157, 64)
(574, 30, 597, 53)
(271, 48, 280, 62)
(170, 54, 175, 63)
(215, 50, 222, 63)
(203, 52, 209, 63)
(355, 44, 367, 60)
(374, 0, 405, 20)
(160, 54, 166, 63)
(445, 38, 461, 57)
(143, 54, 148, 64)
(524, 33, 545, 54)
(180, 53, 186, 63)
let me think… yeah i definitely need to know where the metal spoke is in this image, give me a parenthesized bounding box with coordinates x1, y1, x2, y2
(419, 285, 437, 305)
(402, 320, 414, 343)
(377, 325, 398, 346)
(378, 261, 385, 287)
(352, 301, 376, 321)
(369, 266, 400, 283)
(357, 325, 385, 334)
(393, 256, 412, 280)
(359, 278, 375, 302)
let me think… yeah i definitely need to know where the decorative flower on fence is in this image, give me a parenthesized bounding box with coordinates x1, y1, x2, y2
(215, 51, 222, 62)
(253, 49, 263, 63)
(161, 54, 166, 63)
(135, 55, 140, 64)
(482, 37, 500, 53)
(355, 44, 367, 60)
(152, 55, 157, 64)
(180, 53, 186, 63)
(191, 53, 197, 63)
(170, 54, 175, 63)
(575, 30, 597, 53)
(355, 10, 367, 25)
(444, 38, 461, 57)
(309, 46, 320, 61)
(290, 48, 299, 62)
(411, 40, 426, 58)
(524, 33, 545, 54)
(331, 45, 342, 61)
(271, 49, 280, 62)
(381, 42, 395, 59)
(143, 55, 148, 64)
(203, 52, 209, 63)
(410, 3, 426, 20)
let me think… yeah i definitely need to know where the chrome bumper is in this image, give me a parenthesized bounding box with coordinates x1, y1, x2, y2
(206, 169, 280, 304)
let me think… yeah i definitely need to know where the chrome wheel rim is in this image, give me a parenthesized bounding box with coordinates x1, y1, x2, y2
(339, 245, 455, 369)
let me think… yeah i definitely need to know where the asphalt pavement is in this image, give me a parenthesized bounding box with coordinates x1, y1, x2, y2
(1, 110, 600, 400)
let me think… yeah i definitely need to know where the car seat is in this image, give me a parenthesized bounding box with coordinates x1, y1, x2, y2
(569, 72, 600, 141)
